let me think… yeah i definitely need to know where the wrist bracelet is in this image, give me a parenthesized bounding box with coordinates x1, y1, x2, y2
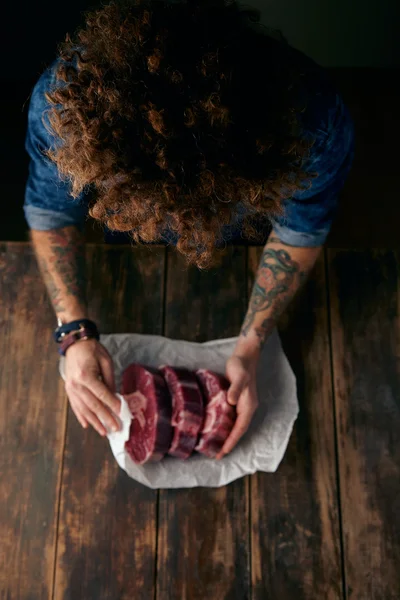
(58, 327, 97, 356)
(54, 318, 99, 343)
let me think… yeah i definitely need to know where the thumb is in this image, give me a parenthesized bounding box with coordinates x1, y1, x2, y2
(227, 377, 247, 406)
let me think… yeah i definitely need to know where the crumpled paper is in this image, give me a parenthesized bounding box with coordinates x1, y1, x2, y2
(59, 330, 298, 489)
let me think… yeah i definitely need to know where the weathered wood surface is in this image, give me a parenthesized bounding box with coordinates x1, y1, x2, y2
(0, 243, 67, 600)
(3, 243, 400, 600)
(54, 246, 166, 600)
(249, 248, 343, 600)
(156, 247, 251, 600)
(328, 249, 400, 600)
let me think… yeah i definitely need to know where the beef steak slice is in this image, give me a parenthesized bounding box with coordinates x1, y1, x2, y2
(159, 365, 204, 459)
(121, 364, 173, 464)
(195, 369, 236, 458)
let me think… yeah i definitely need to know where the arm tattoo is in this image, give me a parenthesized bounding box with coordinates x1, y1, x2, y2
(38, 257, 66, 313)
(253, 317, 276, 346)
(241, 247, 304, 348)
(38, 228, 87, 314)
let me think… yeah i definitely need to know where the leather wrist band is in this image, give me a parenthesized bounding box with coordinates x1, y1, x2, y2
(54, 318, 99, 344)
(58, 327, 97, 356)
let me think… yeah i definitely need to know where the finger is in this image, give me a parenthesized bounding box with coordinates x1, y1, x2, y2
(68, 395, 89, 429)
(73, 406, 89, 429)
(81, 407, 108, 437)
(85, 378, 121, 416)
(227, 378, 247, 406)
(68, 389, 107, 436)
(216, 412, 252, 459)
(65, 388, 88, 429)
(80, 387, 120, 433)
(99, 354, 116, 393)
(80, 388, 120, 433)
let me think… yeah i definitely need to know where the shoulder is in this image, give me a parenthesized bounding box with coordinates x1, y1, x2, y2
(28, 60, 60, 115)
(282, 46, 350, 137)
(286, 47, 354, 159)
(275, 45, 355, 195)
(26, 59, 63, 148)
(261, 40, 354, 164)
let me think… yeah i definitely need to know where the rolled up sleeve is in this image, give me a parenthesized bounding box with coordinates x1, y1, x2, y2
(24, 64, 88, 231)
(270, 96, 355, 247)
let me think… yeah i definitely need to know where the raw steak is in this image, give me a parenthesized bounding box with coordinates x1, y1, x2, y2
(159, 366, 204, 459)
(121, 364, 173, 464)
(195, 369, 236, 458)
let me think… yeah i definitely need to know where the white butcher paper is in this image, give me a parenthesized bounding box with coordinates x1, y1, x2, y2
(59, 329, 299, 489)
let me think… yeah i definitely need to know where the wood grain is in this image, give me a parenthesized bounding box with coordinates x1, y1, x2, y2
(328, 249, 400, 599)
(156, 247, 251, 600)
(54, 245, 166, 600)
(0, 242, 67, 600)
(249, 247, 343, 600)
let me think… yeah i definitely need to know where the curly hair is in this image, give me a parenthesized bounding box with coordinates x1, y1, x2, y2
(45, 0, 313, 268)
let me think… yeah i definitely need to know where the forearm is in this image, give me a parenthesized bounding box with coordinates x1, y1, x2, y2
(235, 231, 321, 361)
(31, 226, 88, 322)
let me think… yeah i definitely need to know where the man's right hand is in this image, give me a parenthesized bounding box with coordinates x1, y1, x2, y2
(64, 338, 121, 436)
(29, 227, 120, 435)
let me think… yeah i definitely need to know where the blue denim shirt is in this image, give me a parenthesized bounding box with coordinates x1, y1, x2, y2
(24, 48, 355, 247)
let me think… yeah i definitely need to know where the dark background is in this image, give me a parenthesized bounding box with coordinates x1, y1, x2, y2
(2, 0, 95, 240)
(2, 0, 399, 244)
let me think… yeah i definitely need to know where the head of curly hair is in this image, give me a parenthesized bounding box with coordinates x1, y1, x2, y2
(45, 0, 313, 268)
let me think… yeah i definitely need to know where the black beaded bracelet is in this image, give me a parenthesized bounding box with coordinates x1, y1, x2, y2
(53, 318, 100, 344)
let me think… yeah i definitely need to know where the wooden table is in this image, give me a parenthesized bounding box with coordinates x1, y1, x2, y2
(1, 242, 399, 600)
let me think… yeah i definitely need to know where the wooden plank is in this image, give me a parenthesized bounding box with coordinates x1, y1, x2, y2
(249, 247, 343, 599)
(157, 247, 250, 600)
(328, 249, 400, 599)
(54, 245, 166, 600)
(0, 242, 67, 600)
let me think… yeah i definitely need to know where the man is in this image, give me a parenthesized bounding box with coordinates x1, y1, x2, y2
(24, 0, 354, 459)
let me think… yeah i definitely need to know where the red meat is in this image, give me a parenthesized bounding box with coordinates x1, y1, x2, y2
(159, 366, 204, 459)
(195, 369, 236, 458)
(121, 364, 173, 464)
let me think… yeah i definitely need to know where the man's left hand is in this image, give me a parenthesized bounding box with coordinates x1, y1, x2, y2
(216, 354, 259, 459)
